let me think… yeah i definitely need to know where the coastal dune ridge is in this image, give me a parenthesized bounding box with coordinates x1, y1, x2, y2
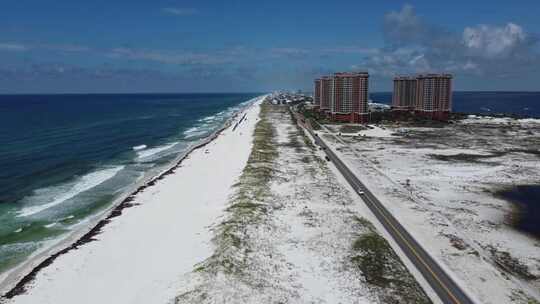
(0, 95, 267, 302)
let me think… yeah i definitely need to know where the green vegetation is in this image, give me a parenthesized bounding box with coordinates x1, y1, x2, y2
(428, 149, 540, 163)
(288, 108, 316, 151)
(369, 110, 453, 126)
(281, 125, 305, 153)
(296, 105, 328, 129)
(339, 125, 367, 134)
(178, 104, 433, 303)
(207, 103, 278, 275)
(300, 156, 312, 163)
(351, 216, 432, 304)
(177, 103, 280, 304)
(353, 215, 376, 230)
(427, 152, 504, 163)
(352, 233, 393, 285)
(510, 289, 540, 304)
(486, 245, 538, 281)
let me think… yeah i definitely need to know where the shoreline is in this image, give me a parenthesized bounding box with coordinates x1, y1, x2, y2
(0, 95, 266, 299)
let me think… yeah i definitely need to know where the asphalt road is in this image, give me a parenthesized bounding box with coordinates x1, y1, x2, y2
(295, 112, 475, 304)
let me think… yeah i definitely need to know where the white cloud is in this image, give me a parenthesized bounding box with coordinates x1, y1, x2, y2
(0, 42, 91, 53)
(463, 61, 479, 71)
(268, 48, 310, 59)
(383, 4, 437, 46)
(41, 44, 90, 52)
(108, 47, 230, 65)
(0, 43, 28, 51)
(321, 47, 379, 55)
(162, 7, 198, 16)
(384, 4, 420, 36)
(408, 54, 431, 72)
(463, 23, 527, 58)
(361, 5, 540, 78)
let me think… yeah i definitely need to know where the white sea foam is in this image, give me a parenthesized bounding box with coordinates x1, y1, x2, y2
(132, 144, 147, 151)
(518, 118, 540, 124)
(183, 126, 208, 139)
(183, 127, 199, 134)
(136, 143, 177, 160)
(184, 110, 236, 139)
(184, 101, 256, 141)
(199, 115, 216, 122)
(44, 223, 57, 228)
(18, 166, 125, 217)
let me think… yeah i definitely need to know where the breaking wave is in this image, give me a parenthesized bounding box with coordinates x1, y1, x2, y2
(17, 166, 125, 217)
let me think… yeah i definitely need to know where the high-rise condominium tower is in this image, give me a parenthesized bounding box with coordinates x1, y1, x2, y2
(330, 72, 369, 123)
(392, 76, 417, 110)
(415, 74, 453, 119)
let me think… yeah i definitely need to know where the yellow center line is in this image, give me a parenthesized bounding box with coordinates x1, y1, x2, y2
(301, 115, 464, 303)
(366, 195, 462, 304)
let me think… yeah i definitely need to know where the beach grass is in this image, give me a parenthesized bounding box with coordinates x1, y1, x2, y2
(176, 103, 433, 303)
(339, 125, 367, 134)
(176, 103, 279, 304)
(350, 216, 432, 304)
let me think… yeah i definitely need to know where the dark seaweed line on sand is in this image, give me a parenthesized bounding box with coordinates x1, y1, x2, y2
(232, 113, 247, 132)
(1, 105, 250, 300)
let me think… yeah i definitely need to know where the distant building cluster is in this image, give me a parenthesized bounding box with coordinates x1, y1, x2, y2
(392, 74, 453, 120)
(270, 92, 311, 105)
(313, 72, 453, 123)
(314, 72, 370, 123)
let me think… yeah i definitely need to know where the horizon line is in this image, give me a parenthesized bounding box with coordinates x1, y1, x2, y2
(1, 90, 540, 96)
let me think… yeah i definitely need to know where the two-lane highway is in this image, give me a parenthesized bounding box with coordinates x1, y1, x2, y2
(295, 111, 475, 304)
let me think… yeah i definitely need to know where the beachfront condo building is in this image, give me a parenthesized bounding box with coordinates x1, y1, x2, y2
(313, 72, 370, 123)
(319, 76, 333, 113)
(314, 79, 321, 110)
(392, 73, 453, 120)
(392, 76, 417, 111)
(415, 74, 453, 120)
(330, 72, 370, 123)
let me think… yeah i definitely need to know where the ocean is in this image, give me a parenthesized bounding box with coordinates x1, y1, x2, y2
(0, 91, 539, 275)
(0, 93, 260, 273)
(371, 91, 540, 118)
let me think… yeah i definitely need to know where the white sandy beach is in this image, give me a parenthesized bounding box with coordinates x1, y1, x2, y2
(1, 100, 462, 304)
(1, 97, 264, 304)
(320, 119, 540, 304)
(171, 104, 431, 304)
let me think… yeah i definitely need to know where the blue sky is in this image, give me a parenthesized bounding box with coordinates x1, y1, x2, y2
(1, 0, 539, 93)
